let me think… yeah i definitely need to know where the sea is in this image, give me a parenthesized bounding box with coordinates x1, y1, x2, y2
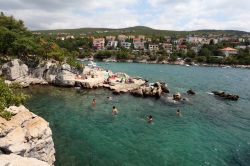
(25, 62, 250, 166)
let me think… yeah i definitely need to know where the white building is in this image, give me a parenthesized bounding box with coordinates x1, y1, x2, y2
(106, 41, 118, 48)
(149, 44, 159, 51)
(121, 42, 131, 49)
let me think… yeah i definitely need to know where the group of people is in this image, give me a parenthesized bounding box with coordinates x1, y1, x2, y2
(91, 98, 182, 124)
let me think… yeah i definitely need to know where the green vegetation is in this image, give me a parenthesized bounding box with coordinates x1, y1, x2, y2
(0, 12, 82, 68)
(34, 26, 249, 38)
(0, 79, 28, 120)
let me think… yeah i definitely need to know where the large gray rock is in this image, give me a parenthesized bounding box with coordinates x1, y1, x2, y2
(0, 105, 55, 166)
(0, 154, 49, 166)
(2, 59, 28, 80)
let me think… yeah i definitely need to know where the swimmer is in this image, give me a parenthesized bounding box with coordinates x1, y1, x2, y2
(107, 96, 112, 100)
(92, 98, 96, 107)
(146, 115, 153, 123)
(112, 106, 118, 115)
(176, 109, 181, 116)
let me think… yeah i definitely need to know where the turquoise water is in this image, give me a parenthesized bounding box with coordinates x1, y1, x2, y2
(25, 63, 250, 166)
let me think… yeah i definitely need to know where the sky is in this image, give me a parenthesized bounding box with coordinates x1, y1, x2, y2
(0, 0, 250, 31)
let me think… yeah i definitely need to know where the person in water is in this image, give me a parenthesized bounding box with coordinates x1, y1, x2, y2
(92, 98, 96, 107)
(112, 106, 118, 115)
(107, 96, 112, 100)
(147, 115, 153, 123)
(176, 109, 181, 116)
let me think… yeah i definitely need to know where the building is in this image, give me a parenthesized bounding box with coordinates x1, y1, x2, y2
(128, 35, 135, 39)
(177, 45, 188, 53)
(106, 36, 116, 41)
(219, 47, 238, 57)
(93, 38, 105, 50)
(162, 43, 173, 53)
(121, 42, 131, 49)
(148, 44, 159, 51)
(118, 35, 127, 41)
(133, 38, 145, 50)
(106, 41, 118, 48)
(138, 35, 145, 40)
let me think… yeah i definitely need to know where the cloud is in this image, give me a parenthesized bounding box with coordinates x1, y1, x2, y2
(0, 0, 249, 31)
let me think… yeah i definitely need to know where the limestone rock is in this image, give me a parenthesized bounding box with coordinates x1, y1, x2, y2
(0, 154, 49, 166)
(0, 105, 55, 165)
(2, 59, 28, 80)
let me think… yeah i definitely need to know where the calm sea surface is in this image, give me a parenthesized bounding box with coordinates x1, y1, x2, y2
(25, 63, 250, 166)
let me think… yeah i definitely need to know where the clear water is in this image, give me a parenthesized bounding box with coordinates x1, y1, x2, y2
(25, 63, 250, 166)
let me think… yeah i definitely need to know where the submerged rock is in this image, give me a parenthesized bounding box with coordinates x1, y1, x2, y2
(212, 91, 239, 101)
(187, 89, 196, 95)
(0, 105, 55, 165)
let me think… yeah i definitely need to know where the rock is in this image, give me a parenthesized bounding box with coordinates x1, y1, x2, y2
(173, 92, 182, 101)
(212, 91, 239, 101)
(2, 59, 28, 80)
(54, 70, 76, 87)
(0, 154, 49, 166)
(160, 83, 170, 93)
(131, 88, 144, 97)
(0, 105, 55, 165)
(187, 89, 195, 95)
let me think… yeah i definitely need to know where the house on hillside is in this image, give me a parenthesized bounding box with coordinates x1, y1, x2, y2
(106, 41, 118, 48)
(148, 44, 159, 51)
(162, 43, 173, 54)
(121, 42, 131, 49)
(118, 35, 127, 42)
(176, 45, 188, 53)
(219, 47, 238, 57)
(133, 38, 145, 50)
(93, 38, 105, 50)
(106, 36, 116, 41)
(138, 35, 145, 40)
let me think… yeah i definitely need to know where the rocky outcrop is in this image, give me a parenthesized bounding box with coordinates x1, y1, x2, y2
(0, 154, 49, 166)
(187, 89, 195, 95)
(0, 105, 55, 165)
(131, 82, 168, 98)
(1, 59, 28, 80)
(212, 91, 239, 101)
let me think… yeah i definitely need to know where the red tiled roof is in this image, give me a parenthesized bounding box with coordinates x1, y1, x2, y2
(220, 47, 237, 51)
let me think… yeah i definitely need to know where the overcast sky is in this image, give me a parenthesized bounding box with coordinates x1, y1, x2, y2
(0, 0, 249, 31)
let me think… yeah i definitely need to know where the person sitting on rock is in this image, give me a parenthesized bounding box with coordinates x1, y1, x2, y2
(112, 106, 118, 115)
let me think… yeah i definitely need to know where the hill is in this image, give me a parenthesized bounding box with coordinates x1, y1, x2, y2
(33, 26, 249, 37)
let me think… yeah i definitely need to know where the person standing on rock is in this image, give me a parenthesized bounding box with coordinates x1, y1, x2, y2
(92, 98, 96, 108)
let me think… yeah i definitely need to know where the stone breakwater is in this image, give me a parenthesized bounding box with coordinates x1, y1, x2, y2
(0, 105, 55, 166)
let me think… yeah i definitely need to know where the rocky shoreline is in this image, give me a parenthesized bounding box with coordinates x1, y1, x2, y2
(0, 105, 55, 166)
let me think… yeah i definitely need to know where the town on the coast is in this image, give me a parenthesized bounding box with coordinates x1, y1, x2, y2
(34, 28, 250, 68)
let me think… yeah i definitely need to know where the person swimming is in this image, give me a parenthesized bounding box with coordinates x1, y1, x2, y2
(112, 106, 118, 115)
(92, 98, 96, 107)
(147, 115, 153, 123)
(107, 96, 112, 100)
(176, 109, 181, 116)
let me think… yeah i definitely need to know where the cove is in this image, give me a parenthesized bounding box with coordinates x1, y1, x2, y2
(25, 63, 250, 166)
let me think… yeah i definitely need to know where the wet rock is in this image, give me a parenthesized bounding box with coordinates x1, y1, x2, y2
(173, 92, 182, 101)
(187, 89, 196, 95)
(212, 91, 239, 101)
